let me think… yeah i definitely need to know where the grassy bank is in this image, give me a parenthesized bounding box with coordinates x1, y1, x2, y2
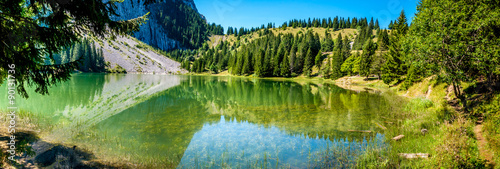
(339, 76, 492, 168)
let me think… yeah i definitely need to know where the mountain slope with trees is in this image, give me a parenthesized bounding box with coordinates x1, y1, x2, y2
(168, 16, 384, 78)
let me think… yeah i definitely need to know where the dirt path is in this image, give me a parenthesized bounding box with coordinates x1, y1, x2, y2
(446, 85, 495, 167)
(426, 85, 432, 99)
(450, 84, 497, 167)
(475, 123, 496, 167)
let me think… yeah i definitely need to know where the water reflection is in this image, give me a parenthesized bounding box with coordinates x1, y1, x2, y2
(179, 116, 386, 168)
(1, 74, 396, 168)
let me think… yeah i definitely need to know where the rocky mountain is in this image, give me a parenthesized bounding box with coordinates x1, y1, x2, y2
(112, 0, 208, 51)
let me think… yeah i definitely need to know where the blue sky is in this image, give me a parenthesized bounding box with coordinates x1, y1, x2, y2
(193, 0, 419, 30)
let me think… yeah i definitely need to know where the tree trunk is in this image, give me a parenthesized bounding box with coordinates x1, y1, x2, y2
(487, 72, 494, 92)
(452, 81, 468, 113)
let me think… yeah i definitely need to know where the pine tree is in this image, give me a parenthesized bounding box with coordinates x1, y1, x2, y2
(342, 35, 351, 62)
(333, 17, 339, 30)
(273, 44, 285, 76)
(254, 49, 265, 77)
(242, 49, 252, 75)
(281, 54, 291, 77)
(381, 10, 409, 84)
(369, 17, 374, 29)
(377, 30, 390, 51)
(334, 33, 343, 52)
(289, 43, 297, 74)
(322, 31, 334, 52)
(303, 48, 314, 77)
(360, 39, 377, 78)
(315, 52, 323, 69)
(370, 53, 385, 80)
(234, 52, 244, 75)
(322, 57, 332, 79)
(264, 46, 273, 76)
(331, 50, 343, 79)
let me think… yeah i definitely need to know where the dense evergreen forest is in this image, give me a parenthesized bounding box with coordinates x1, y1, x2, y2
(169, 16, 387, 80)
(46, 38, 106, 72)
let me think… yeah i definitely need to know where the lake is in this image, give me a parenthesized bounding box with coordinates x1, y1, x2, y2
(1, 74, 402, 168)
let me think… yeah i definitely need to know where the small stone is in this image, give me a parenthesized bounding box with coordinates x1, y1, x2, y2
(421, 129, 428, 135)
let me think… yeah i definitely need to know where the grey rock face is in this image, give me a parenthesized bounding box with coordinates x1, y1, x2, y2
(111, 0, 198, 51)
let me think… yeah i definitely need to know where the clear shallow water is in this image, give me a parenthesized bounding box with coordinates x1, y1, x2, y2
(1, 74, 396, 168)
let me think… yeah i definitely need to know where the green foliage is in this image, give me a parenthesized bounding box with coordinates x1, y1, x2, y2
(360, 40, 377, 78)
(377, 30, 390, 51)
(321, 57, 332, 78)
(254, 50, 265, 77)
(353, 23, 374, 50)
(315, 52, 323, 69)
(381, 10, 409, 85)
(321, 31, 334, 52)
(170, 17, 375, 79)
(284, 17, 366, 30)
(207, 23, 224, 35)
(404, 0, 500, 110)
(150, 1, 213, 49)
(303, 48, 314, 77)
(0, 0, 147, 98)
(370, 53, 385, 80)
(341, 36, 351, 61)
(341, 53, 360, 76)
(331, 52, 343, 79)
(49, 37, 106, 72)
(106, 64, 127, 73)
(281, 55, 291, 77)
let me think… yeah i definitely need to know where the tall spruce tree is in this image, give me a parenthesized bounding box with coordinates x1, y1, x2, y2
(315, 52, 323, 69)
(360, 39, 377, 78)
(381, 10, 409, 84)
(331, 50, 343, 79)
(303, 48, 314, 77)
(322, 31, 334, 52)
(281, 55, 291, 77)
(342, 35, 351, 62)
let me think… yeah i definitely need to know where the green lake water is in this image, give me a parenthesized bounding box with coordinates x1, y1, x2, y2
(1, 74, 401, 168)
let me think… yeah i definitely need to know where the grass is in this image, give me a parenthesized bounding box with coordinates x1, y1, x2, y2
(342, 76, 488, 168)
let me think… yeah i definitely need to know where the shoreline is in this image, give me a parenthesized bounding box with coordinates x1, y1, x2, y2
(1, 73, 492, 168)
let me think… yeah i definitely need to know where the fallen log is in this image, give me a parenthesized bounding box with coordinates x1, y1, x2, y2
(348, 130, 372, 133)
(398, 153, 430, 159)
(374, 122, 387, 130)
(392, 135, 405, 141)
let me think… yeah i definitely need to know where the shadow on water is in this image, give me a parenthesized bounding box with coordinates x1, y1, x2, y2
(0, 130, 135, 168)
(1, 74, 402, 168)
